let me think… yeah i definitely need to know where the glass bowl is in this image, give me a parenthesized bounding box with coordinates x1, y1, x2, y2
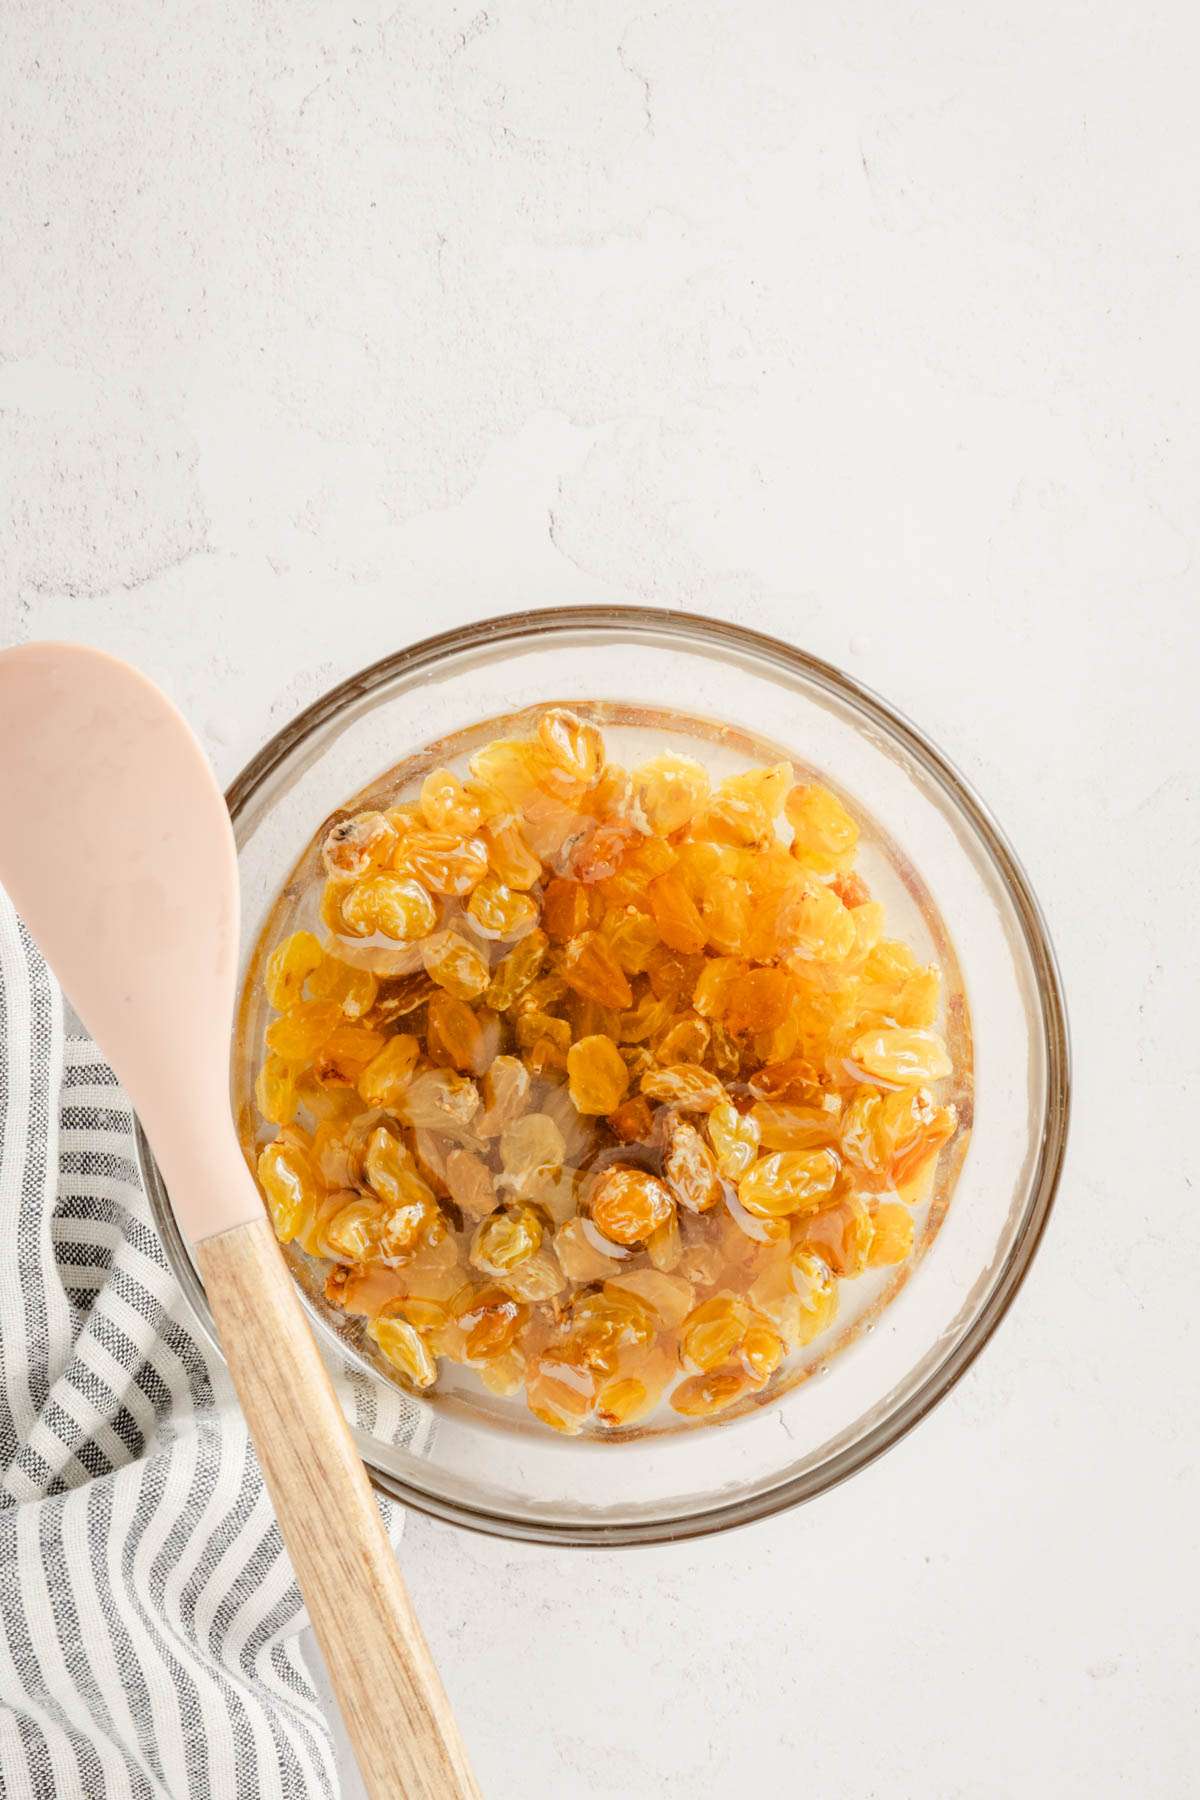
(139, 607, 1068, 1545)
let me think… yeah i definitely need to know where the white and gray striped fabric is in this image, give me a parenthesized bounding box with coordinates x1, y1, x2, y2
(0, 887, 419, 1799)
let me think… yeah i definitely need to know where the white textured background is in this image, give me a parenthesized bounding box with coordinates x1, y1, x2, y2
(3, 3, 1198, 1796)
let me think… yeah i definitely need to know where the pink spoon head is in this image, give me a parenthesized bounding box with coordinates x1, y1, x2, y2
(0, 642, 260, 1240)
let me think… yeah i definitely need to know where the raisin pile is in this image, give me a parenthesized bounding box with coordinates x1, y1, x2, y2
(252, 709, 958, 1431)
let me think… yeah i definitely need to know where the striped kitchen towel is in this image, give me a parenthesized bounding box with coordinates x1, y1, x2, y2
(0, 886, 425, 1799)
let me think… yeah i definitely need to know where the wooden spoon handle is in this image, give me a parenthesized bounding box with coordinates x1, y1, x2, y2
(195, 1214, 480, 1800)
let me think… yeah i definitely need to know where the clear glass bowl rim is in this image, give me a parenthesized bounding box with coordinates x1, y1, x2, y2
(139, 604, 1070, 1546)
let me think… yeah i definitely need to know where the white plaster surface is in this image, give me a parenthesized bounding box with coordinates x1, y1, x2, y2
(3, 2, 1198, 1795)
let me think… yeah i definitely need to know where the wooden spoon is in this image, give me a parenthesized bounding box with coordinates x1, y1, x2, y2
(0, 641, 479, 1800)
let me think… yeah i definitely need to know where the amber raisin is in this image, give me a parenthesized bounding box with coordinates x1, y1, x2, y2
(255, 1055, 297, 1126)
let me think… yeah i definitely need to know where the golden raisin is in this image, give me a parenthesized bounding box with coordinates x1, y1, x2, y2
(470, 1204, 543, 1276)
(679, 1294, 750, 1371)
(537, 707, 604, 784)
(786, 782, 859, 874)
(773, 881, 856, 962)
(752, 1099, 840, 1151)
(647, 872, 706, 956)
(467, 875, 540, 940)
(443, 1147, 498, 1219)
(498, 1247, 567, 1303)
(567, 1034, 630, 1116)
(543, 879, 592, 943)
(395, 1067, 481, 1133)
(525, 1352, 597, 1434)
(569, 1288, 657, 1374)
(356, 1033, 420, 1107)
(663, 1117, 723, 1214)
(455, 1286, 529, 1361)
(849, 1027, 952, 1085)
(482, 819, 542, 890)
(631, 754, 710, 835)
(608, 1093, 655, 1143)
(724, 967, 793, 1036)
(595, 1375, 655, 1427)
(646, 1210, 683, 1272)
(311, 1023, 388, 1086)
(419, 767, 484, 836)
(739, 1319, 784, 1385)
(420, 930, 491, 1000)
(559, 932, 633, 1009)
(604, 1270, 694, 1327)
(700, 876, 751, 955)
(484, 930, 548, 1010)
(797, 1195, 875, 1276)
(641, 1064, 726, 1112)
(265, 1000, 342, 1061)
(257, 1138, 320, 1241)
(601, 909, 661, 975)
(498, 1113, 565, 1196)
(653, 1015, 710, 1064)
(322, 811, 397, 881)
(426, 993, 495, 1076)
(476, 1055, 532, 1137)
(307, 953, 379, 1019)
(265, 931, 324, 1011)
(737, 1148, 840, 1219)
(590, 1165, 674, 1246)
(341, 874, 437, 941)
(394, 830, 489, 898)
(572, 819, 641, 885)
(868, 1201, 914, 1266)
(555, 1217, 624, 1282)
(670, 1366, 751, 1417)
(368, 1314, 438, 1390)
(255, 1055, 297, 1126)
